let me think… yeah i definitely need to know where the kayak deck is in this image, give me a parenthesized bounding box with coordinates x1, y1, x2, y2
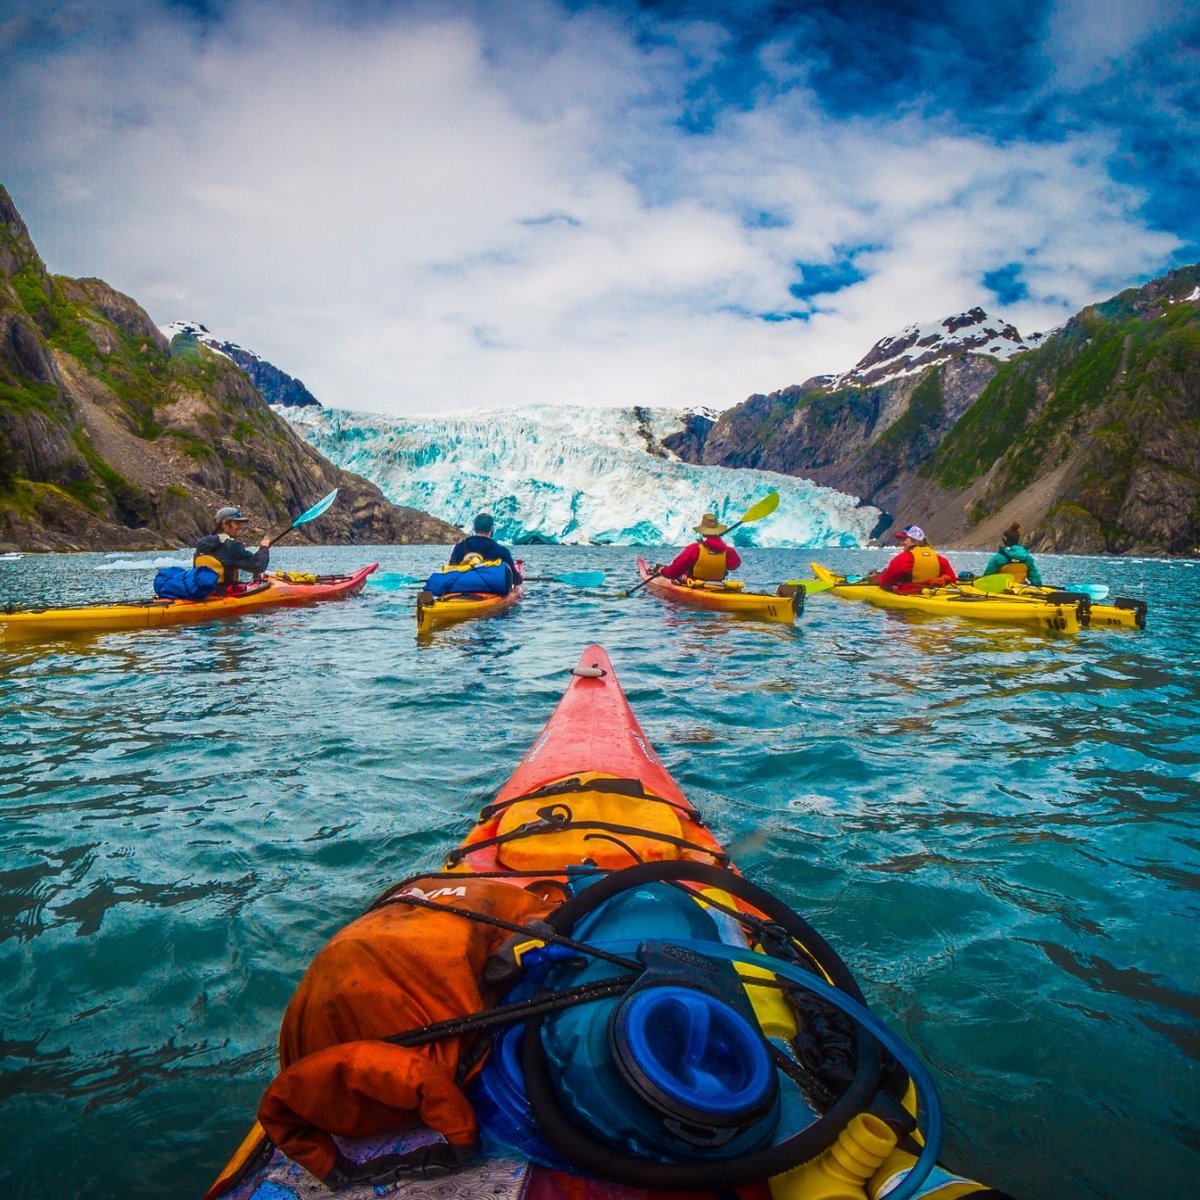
(636, 557, 799, 623)
(810, 563, 1083, 633)
(0, 565, 378, 642)
(415, 561, 524, 633)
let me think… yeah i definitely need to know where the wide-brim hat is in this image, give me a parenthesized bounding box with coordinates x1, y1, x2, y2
(693, 513, 729, 536)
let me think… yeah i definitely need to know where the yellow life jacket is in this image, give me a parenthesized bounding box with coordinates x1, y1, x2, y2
(193, 549, 237, 587)
(998, 561, 1028, 583)
(690, 543, 728, 582)
(909, 545, 942, 583)
(440, 558, 502, 573)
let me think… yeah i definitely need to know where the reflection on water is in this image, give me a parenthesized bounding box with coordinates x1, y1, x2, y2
(0, 545, 1197, 1199)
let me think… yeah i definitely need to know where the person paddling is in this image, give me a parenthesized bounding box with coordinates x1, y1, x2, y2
(661, 513, 742, 583)
(194, 506, 272, 592)
(449, 512, 523, 591)
(875, 524, 956, 593)
(982, 522, 1043, 586)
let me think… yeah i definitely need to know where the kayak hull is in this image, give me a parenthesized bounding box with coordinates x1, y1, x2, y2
(207, 644, 1004, 1200)
(415, 561, 524, 632)
(636, 557, 798, 623)
(0, 564, 378, 642)
(811, 563, 1081, 633)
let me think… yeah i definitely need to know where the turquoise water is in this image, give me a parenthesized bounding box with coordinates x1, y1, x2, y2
(1, 546, 1197, 1200)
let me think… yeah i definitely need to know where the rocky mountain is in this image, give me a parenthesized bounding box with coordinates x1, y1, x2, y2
(689, 284, 1200, 556)
(161, 320, 322, 408)
(0, 186, 457, 551)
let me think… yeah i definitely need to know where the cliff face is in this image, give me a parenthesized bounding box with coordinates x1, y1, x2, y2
(698, 272, 1200, 555)
(0, 186, 457, 551)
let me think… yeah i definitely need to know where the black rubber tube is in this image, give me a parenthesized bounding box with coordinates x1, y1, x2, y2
(522, 861, 884, 1191)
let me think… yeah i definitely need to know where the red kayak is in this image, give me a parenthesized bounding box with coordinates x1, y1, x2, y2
(206, 644, 1008, 1200)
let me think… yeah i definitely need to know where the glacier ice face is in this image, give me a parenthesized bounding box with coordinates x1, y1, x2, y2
(282, 404, 879, 548)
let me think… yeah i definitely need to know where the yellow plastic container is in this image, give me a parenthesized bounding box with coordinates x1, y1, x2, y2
(769, 1113, 897, 1200)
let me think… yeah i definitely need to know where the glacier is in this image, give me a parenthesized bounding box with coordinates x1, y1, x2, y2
(281, 404, 880, 548)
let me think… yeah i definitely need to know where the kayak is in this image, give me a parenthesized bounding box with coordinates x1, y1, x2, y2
(636, 557, 800, 623)
(0, 565, 378, 642)
(415, 560, 524, 633)
(810, 563, 1082, 633)
(959, 582, 1147, 630)
(206, 644, 1010, 1200)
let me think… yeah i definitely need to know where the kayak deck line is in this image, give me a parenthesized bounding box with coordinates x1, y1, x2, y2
(205, 644, 1010, 1200)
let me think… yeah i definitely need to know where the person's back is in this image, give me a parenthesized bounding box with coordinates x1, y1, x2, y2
(661, 513, 742, 582)
(194, 506, 272, 591)
(983, 523, 1043, 586)
(449, 513, 522, 589)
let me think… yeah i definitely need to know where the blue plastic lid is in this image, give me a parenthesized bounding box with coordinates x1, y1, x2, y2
(615, 986, 774, 1121)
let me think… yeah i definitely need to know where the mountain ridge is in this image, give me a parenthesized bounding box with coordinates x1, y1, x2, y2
(0, 185, 457, 551)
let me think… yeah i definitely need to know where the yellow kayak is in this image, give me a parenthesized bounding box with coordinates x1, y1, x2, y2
(636, 558, 799, 623)
(810, 563, 1082, 633)
(1, 565, 378, 642)
(958, 582, 1147, 629)
(415, 561, 523, 633)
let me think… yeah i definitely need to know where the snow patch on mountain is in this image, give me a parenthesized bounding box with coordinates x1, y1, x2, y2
(834, 306, 1044, 389)
(281, 404, 879, 548)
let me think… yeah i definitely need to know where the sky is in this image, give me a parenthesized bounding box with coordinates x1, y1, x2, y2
(1, 0, 1197, 417)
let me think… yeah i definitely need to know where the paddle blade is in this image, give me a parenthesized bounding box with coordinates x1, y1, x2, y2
(292, 488, 339, 528)
(786, 579, 836, 594)
(739, 491, 780, 525)
(553, 570, 605, 587)
(972, 573, 1013, 593)
(1070, 583, 1110, 601)
(373, 572, 420, 590)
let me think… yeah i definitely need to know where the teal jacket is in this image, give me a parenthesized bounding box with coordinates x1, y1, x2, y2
(983, 543, 1043, 586)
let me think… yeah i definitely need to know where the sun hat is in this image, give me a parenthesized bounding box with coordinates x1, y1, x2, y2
(692, 513, 729, 536)
(894, 524, 925, 541)
(215, 506, 250, 523)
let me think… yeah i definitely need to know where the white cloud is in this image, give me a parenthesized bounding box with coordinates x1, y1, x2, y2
(0, 0, 1186, 416)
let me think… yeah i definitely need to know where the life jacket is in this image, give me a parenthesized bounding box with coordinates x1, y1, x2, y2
(689, 542, 728, 582)
(256, 875, 553, 1185)
(909, 545, 942, 584)
(194, 535, 237, 587)
(997, 549, 1028, 583)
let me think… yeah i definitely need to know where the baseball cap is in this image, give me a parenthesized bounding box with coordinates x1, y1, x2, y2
(215, 506, 250, 523)
(894, 524, 925, 540)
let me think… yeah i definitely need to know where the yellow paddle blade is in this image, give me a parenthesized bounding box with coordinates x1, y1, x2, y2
(739, 491, 780, 524)
(972, 573, 1013, 593)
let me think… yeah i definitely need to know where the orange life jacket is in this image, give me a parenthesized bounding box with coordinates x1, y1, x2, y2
(690, 542, 728, 582)
(256, 876, 552, 1184)
(909, 545, 942, 584)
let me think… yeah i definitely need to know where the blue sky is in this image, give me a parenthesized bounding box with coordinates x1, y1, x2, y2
(1, 0, 1196, 415)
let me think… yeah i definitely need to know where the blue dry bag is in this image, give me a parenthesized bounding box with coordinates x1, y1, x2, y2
(153, 565, 220, 600)
(424, 562, 511, 598)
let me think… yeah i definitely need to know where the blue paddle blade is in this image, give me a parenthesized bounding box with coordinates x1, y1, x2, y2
(1071, 583, 1110, 601)
(372, 572, 420, 590)
(292, 488, 339, 528)
(553, 570, 605, 587)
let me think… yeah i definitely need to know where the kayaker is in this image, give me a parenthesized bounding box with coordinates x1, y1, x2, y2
(660, 513, 742, 583)
(983, 522, 1043, 585)
(875, 524, 956, 593)
(449, 512, 523, 590)
(194, 506, 272, 591)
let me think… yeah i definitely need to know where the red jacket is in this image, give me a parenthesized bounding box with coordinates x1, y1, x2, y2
(877, 548, 956, 593)
(662, 537, 742, 581)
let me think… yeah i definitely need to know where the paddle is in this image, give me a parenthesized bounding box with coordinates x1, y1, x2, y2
(267, 489, 339, 547)
(784, 579, 837, 594)
(968, 573, 1110, 601)
(522, 571, 606, 587)
(622, 493, 781, 598)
